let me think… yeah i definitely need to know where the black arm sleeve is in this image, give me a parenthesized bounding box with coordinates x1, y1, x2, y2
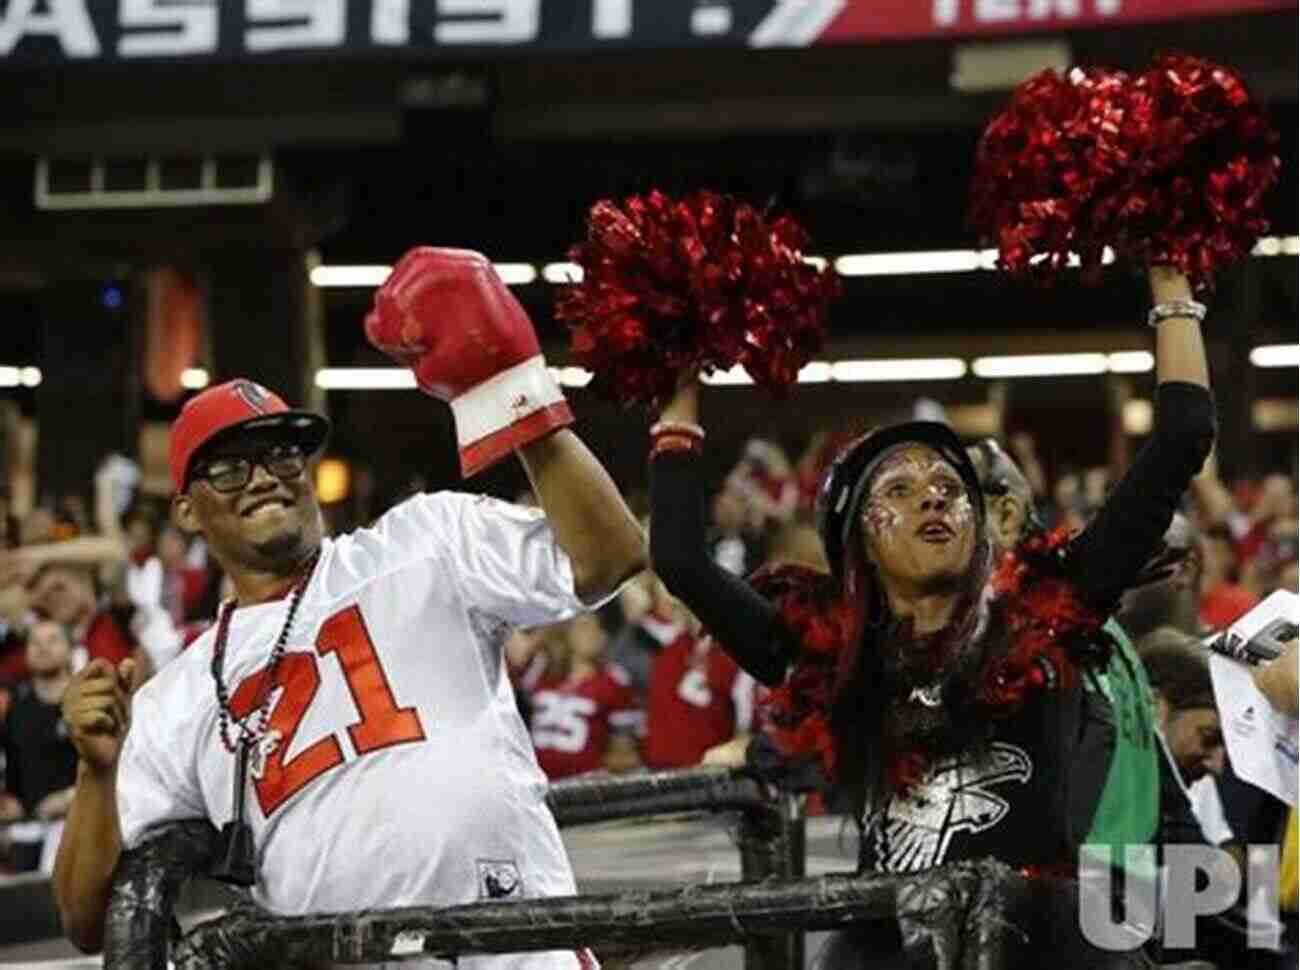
(1067, 382, 1215, 609)
(650, 451, 795, 686)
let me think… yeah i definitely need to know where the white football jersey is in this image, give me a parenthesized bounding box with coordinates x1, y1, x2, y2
(118, 493, 606, 969)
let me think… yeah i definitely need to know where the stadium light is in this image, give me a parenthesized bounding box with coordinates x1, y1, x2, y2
(310, 265, 392, 288)
(701, 365, 754, 386)
(830, 358, 967, 382)
(180, 367, 210, 389)
(972, 353, 1108, 378)
(0, 366, 41, 388)
(1105, 351, 1154, 374)
(1252, 236, 1300, 256)
(1250, 344, 1300, 368)
(797, 362, 833, 384)
(542, 262, 583, 284)
(311, 263, 536, 288)
(315, 368, 417, 390)
(834, 250, 987, 277)
(318, 237, 1296, 290)
(492, 263, 538, 285)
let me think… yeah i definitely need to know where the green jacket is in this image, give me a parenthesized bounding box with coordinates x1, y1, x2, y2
(1079, 618, 1160, 878)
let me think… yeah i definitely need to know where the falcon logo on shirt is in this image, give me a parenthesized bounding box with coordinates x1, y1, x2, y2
(870, 742, 1033, 873)
(477, 859, 522, 899)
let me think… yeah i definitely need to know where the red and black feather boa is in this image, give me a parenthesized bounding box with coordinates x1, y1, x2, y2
(759, 527, 1109, 796)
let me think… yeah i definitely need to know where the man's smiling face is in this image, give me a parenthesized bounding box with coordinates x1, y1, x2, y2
(173, 429, 322, 572)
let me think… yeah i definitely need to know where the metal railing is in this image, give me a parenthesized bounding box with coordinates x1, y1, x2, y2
(101, 769, 1025, 970)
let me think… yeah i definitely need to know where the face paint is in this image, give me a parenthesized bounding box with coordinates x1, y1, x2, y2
(857, 445, 978, 591)
(863, 451, 966, 533)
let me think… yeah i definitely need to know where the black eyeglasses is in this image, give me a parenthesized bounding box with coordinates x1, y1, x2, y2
(192, 445, 307, 494)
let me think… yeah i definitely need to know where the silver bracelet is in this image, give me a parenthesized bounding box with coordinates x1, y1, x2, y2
(1147, 300, 1207, 328)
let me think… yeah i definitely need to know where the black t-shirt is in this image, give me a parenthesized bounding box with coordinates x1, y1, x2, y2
(650, 382, 1216, 872)
(859, 681, 1086, 871)
(2, 681, 78, 816)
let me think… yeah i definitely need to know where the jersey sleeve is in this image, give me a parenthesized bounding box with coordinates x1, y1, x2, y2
(362, 492, 595, 629)
(116, 686, 206, 849)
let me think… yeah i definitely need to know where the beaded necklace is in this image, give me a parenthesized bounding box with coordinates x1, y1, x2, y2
(208, 548, 319, 886)
(210, 548, 319, 753)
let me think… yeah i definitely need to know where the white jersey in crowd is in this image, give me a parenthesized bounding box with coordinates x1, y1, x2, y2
(118, 492, 606, 969)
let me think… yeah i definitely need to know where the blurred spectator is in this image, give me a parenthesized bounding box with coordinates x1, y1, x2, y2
(1137, 626, 1225, 786)
(641, 628, 757, 771)
(1051, 469, 1087, 534)
(120, 506, 164, 611)
(0, 578, 28, 687)
(0, 620, 79, 873)
(1116, 513, 1205, 640)
(764, 519, 827, 571)
(526, 614, 643, 779)
(1235, 474, 1297, 574)
(709, 481, 756, 576)
(1082, 466, 1111, 515)
(20, 506, 57, 546)
(156, 524, 213, 623)
(1191, 453, 1299, 594)
(725, 439, 797, 529)
(27, 564, 135, 668)
(607, 571, 687, 699)
(794, 429, 858, 514)
(708, 439, 797, 576)
(1005, 432, 1049, 507)
(1199, 531, 1260, 630)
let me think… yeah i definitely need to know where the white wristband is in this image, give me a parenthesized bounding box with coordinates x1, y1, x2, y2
(450, 356, 566, 447)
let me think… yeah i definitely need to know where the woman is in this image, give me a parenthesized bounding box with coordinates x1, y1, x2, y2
(648, 267, 1215, 967)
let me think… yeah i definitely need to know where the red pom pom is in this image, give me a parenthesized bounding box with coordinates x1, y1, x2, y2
(970, 53, 1279, 290)
(556, 190, 841, 408)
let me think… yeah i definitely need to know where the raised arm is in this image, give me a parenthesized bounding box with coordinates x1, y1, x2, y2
(363, 248, 645, 603)
(1068, 267, 1216, 607)
(518, 430, 646, 603)
(649, 380, 795, 686)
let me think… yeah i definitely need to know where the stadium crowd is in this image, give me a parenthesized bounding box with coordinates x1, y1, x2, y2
(0, 419, 1295, 885)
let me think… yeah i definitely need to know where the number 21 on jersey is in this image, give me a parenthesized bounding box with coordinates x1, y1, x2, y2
(228, 605, 426, 816)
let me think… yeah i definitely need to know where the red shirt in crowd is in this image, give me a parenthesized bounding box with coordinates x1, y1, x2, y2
(0, 628, 27, 686)
(1200, 581, 1260, 631)
(528, 665, 641, 779)
(641, 633, 758, 770)
(83, 611, 135, 665)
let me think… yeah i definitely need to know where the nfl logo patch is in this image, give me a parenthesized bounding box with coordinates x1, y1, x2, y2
(476, 859, 522, 900)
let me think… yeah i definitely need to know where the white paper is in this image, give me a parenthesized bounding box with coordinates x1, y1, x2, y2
(1209, 590, 1299, 807)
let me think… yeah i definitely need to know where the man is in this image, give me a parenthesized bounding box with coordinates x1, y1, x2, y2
(53, 249, 646, 968)
(0, 621, 79, 872)
(26, 563, 137, 669)
(527, 614, 643, 779)
(1136, 627, 1225, 786)
(642, 626, 756, 771)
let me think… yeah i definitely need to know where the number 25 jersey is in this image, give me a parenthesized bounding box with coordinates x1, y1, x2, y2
(118, 493, 599, 932)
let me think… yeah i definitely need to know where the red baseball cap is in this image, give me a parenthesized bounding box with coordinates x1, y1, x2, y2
(170, 379, 330, 493)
